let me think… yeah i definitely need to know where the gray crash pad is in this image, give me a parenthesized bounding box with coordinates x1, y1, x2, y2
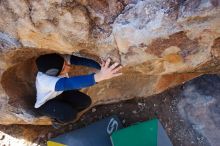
(48, 115, 122, 146)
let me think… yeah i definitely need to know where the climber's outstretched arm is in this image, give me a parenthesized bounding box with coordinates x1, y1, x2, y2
(69, 55, 101, 70)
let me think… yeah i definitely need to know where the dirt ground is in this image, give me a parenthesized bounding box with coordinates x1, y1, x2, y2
(0, 82, 211, 146)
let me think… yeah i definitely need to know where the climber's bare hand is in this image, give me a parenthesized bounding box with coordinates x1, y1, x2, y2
(94, 58, 122, 82)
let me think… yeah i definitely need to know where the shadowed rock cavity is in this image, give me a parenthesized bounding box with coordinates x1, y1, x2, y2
(0, 49, 103, 124)
(0, 49, 55, 124)
(1, 58, 37, 111)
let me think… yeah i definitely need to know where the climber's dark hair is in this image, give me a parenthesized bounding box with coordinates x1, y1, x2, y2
(36, 53, 64, 76)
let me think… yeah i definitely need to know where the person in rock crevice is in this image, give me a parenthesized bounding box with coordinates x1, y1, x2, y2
(35, 53, 122, 126)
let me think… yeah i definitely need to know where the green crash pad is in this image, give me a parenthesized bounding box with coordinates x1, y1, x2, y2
(111, 119, 173, 146)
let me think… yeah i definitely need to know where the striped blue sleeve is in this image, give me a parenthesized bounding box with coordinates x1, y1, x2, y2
(55, 73, 96, 91)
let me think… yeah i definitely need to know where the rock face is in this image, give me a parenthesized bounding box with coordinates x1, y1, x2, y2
(0, 0, 219, 125)
(178, 74, 220, 146)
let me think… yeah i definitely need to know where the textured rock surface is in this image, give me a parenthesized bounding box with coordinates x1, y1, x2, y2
(0, 0, 220, 125)
(178, 74, 220, 146)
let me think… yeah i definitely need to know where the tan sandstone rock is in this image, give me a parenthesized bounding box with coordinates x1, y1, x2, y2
(0, 0, 219, 125)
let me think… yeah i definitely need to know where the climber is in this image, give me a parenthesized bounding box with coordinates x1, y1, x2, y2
(35, 53, 122, 127)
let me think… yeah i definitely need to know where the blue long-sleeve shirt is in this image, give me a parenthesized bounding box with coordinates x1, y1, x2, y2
(55, 55, 100, 91)
(70, 55, 101, 70)
(55, 73, 96, 91)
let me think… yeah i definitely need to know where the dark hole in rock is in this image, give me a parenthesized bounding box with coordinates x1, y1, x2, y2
(1, 57, 38, 115)
(0, 50, 100, 118)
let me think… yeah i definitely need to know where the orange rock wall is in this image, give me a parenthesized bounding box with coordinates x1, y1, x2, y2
(0, 0, 219, 124)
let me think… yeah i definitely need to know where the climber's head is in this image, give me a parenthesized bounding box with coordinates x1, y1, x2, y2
(36, 53, 71, 76)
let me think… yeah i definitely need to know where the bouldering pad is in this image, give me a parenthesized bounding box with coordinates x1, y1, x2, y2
(111, 119, 173, 146)
(48, 115, 122, 146)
